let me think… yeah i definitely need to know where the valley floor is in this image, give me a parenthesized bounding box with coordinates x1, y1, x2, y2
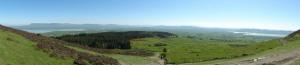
(177, 39, 300, 65)
(222, 40, 300, 65)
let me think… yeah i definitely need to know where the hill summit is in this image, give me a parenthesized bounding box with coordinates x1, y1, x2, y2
(285, 29, 300, 41)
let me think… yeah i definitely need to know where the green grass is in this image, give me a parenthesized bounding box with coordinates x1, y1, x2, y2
(176, 39, 300, 65)
(0, 29, 73, 65)
(131, 37, 281, 64)
(292, 59, 300, 65)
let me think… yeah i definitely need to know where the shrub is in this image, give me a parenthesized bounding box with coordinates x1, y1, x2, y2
(154, 43, 167, 47)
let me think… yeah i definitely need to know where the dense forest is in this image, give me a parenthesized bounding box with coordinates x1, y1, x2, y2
(55, 31, 176, 49)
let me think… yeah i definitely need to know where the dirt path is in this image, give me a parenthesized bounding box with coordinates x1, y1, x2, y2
(280, 39, 288, 45)
(119, 52, 163, 65)
(149, 52, 165, 65)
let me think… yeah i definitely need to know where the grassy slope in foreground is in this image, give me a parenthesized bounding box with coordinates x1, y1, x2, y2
(0, 29, 73, 65)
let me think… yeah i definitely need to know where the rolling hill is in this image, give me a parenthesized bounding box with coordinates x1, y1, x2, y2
(0, 27, 73, 65)
(285, 30, 300, 41)
(1, 23, 300, 65)
(0, 25, 120, 65)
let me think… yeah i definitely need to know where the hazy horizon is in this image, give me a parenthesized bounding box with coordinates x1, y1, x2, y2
(7, 23, 295, 31)
(1, 0, 299, 31)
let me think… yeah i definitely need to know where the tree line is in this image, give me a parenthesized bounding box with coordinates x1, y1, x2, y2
(55, 31, 177, 49)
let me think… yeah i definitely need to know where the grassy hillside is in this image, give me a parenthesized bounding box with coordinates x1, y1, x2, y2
(0, 25, 120, 65)
(285, 30, 300, 41)
(0, 29, 73, 65)
(131, 37, 281, 64)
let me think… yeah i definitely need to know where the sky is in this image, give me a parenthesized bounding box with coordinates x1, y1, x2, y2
(0, 0, 299, 31)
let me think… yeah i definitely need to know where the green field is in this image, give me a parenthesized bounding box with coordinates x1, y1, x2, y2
(0, 29, 73, 65)
(59, 30, 299, 65)
(40, 30, 292, 64)
(131, 37, 281, 64)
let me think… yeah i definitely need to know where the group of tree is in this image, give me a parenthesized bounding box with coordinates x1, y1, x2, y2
(55, 31, 177, 49)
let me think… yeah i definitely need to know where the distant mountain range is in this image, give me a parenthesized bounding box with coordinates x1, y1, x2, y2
(12, 23, 293, 35)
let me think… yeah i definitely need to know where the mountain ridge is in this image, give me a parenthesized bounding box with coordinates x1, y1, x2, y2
(285, 29, 300, 41)
(13, 23, 294, 31)
(12, 23, 292, 36)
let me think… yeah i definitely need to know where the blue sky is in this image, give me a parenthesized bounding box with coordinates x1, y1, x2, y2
(0, 0, 299, 30)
